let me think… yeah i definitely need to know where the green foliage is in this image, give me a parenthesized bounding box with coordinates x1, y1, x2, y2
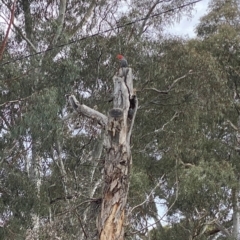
(175, 160, 234, 216)
(0, 165, 35, 239)
(2, 0, 240, 239)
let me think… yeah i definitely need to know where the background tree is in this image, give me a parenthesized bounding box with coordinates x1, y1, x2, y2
(195, 0, 240, 238)
(144, 0, 240, 239)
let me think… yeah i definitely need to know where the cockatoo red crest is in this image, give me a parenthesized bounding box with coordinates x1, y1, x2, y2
(117, 54, 124, 60)
(116, 54, 128, 67)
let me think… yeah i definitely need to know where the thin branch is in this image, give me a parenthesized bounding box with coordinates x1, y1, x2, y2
(75, 210, 88, 239)
(205, 219, 233, 237)
(130, 175, 165, 214)
(144, 71, 193, 94)
(11, 22, 37, 52)
(179, 160, 195, 168)
(0, 96, 30, 108)
(1, 68, 34, 83)
(131, 166, 179, 234)
(214, 220, 231, 237)
(1, 0, 37, 52)
(0, 88, 55, 110)
(144, 87, 169, 94)
(55, 199, 91, 217)
(49, 195, 76, 204)
(0, 0, 16, 60)
(1, 1, 204, 66)
(71, 0, 98, 36)
(226, 120, 238, 131)
(139, 111, 179, 140)
(154, 111, 179, 133)
(138, 0, 164, 36)
(196, 223, 209, 238)
(151, 165, 179, 227)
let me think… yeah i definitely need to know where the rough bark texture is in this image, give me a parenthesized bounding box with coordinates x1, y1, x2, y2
(68, 68, 137, 240)
(233, 116, 240, 239)
(98, 68, 136, 240)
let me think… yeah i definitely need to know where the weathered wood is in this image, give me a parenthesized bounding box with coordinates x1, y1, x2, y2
(68, 95, 108, 127)
(68, 67, 137, 240)
(98, 68, 136, 240)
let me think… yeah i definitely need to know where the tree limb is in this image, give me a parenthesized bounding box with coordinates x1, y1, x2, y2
(138, 0, 164, 36)
(75, 209, 88, 239)
(11, 22, 37, 52)
(0, 0, 16, 60)
(144, 71, 193, 94)
(139, 111, 179, 141)
(51, 0, 67, 46)
(71, 0, 98, 36)
(21, 0, 33, 45)
(131, 173, 179, 234)
(226, 119, 238, 131)
(68, 95, 108, 127)
(154, 111, 179, 133)
(205, 219, 233, 237)
(214, 220, 231, 237)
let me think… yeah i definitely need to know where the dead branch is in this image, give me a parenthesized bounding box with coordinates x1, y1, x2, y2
(226, 119, 238, 131)
(67, 95, 108, 127)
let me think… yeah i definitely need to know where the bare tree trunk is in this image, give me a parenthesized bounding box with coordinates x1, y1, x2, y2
(232, 186, 240, 239)
(26, 140, 42, 240)
(68, 68, 137, 240)
(97, 68, 137, 240)
(232, 116, 240, 239)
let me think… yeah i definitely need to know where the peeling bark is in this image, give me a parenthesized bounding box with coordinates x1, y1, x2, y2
(69, 68, 137, 240)
(98, 68, 136, 240)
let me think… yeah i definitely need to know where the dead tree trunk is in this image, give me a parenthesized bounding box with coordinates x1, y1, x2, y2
(68, 68, 137, 240)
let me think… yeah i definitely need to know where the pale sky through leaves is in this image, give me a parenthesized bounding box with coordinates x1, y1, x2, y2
(166, 0, 210, 37)
(157, 0, 210, 226)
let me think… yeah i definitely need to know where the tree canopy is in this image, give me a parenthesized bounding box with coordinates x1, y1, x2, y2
(1, 0, 240, 239)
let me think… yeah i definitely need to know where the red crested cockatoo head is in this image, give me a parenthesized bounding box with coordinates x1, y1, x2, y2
(116, 54, 128, 68)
